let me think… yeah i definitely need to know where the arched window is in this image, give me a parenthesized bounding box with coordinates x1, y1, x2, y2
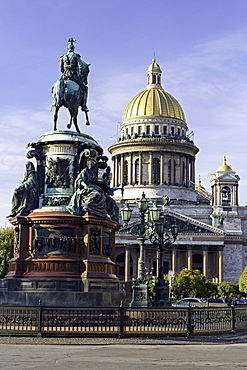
(124, 160, 128, 184)
(135, 159, 139, 184)
(153, 158, 160, 184)
(221, 186, 231, 205)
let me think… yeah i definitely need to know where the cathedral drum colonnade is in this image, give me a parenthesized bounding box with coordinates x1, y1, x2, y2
(109, 59, 247, 285)
(110, 59, 197, 199)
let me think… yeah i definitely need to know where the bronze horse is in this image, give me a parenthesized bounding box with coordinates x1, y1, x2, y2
(52, 64, 90, 133)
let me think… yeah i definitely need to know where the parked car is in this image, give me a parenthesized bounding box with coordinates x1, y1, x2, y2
(207, 298, 227, 306)
(234, 299, 247, 306)
(172, 298, 206, 307)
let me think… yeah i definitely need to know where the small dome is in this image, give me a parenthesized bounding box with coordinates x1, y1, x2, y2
(146, 58, 162, 73)
(216, 155, 233, 172)
(122, 59, 185, 122)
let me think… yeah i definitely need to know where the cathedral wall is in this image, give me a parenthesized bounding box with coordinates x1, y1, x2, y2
(223, 243, 244, 283)
(237, 208, 247, 234)
(223, 217, 242, 235)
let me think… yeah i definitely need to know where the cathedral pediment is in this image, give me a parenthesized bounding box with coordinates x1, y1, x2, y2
(162, 209, 225, 235)
(217, 173, 239, 181)
(119, 208, 225, 236)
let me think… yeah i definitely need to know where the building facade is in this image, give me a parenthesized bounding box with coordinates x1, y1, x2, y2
(108, 59, 247, 284)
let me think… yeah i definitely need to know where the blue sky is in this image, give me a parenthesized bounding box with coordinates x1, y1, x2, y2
(1, 0, 247, 227)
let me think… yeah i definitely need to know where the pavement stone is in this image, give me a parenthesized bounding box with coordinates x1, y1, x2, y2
(0, 332, 246, 345)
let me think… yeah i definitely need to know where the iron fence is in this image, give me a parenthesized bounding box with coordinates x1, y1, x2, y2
(0, 304, 246, 338)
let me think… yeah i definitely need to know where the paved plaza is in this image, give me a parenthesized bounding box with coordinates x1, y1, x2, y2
(0, 334, 247, 369)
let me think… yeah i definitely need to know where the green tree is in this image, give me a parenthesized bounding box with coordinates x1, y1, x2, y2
(204, 281, 218, 298)
(217, 281, 239, 298)
(171, 269, 206, 299)
(0, 227, 14, 277)
(239, 266, 247, 294)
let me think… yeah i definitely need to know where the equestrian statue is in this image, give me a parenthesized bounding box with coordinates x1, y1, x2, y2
(52, 38, 90, 132)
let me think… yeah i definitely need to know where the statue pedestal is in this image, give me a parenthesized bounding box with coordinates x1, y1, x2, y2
(1, 211, 124, 307)
(4, 129, 125, 306)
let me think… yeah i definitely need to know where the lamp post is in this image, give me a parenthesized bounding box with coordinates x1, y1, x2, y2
(121, 192, 151, 307)
(150, 215, 179, 307)
(121, 194, 179, 307)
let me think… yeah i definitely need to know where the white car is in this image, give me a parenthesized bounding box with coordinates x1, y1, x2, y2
(172, 298, 206, 307)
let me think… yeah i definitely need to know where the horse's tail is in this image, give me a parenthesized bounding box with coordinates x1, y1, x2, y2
(52, 77, 65, 109)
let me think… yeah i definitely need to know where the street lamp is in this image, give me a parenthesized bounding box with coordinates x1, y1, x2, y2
(121, 202, 132, 226)
(150, 215, 179, 307)
(121, 192, 151, 307)
(121, 192, 179, 307)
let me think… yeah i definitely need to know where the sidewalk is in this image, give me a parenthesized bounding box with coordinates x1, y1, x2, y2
(0, 332, 246, 345)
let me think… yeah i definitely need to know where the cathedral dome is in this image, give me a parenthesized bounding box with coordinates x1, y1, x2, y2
(122, 59, 186, 122)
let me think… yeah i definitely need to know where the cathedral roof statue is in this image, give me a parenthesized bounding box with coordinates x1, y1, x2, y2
(122, 58, 186, 122)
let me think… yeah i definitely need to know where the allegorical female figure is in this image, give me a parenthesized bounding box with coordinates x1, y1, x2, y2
(67, 158, 107, 218)
(8, 162, 39, 218)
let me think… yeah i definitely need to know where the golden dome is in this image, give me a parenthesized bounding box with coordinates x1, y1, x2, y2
(122, 59, 186, 122)
(216, 155, 233, 172)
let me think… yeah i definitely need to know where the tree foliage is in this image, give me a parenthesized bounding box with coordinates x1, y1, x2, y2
(171, 269, 206, 299)
(239, 266, 247, 294)
(217, 281, 239, 298)
(204, 281, 218, 298)
(0, 227, 14, 276)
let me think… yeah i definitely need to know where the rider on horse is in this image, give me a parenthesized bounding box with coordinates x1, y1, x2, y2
(60, 38, 89, 112)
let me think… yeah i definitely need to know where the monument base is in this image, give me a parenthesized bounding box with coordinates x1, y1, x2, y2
(0, 278, 132, 307)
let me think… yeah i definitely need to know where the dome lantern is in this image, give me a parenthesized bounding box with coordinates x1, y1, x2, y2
(122, 59, 186, 122)
(146, 58, 162, 88)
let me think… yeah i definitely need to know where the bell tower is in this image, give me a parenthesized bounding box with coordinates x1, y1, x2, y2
(210, 155, 241, 231)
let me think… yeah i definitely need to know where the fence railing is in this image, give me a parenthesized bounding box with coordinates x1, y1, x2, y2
(0, 304, 247, 338)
